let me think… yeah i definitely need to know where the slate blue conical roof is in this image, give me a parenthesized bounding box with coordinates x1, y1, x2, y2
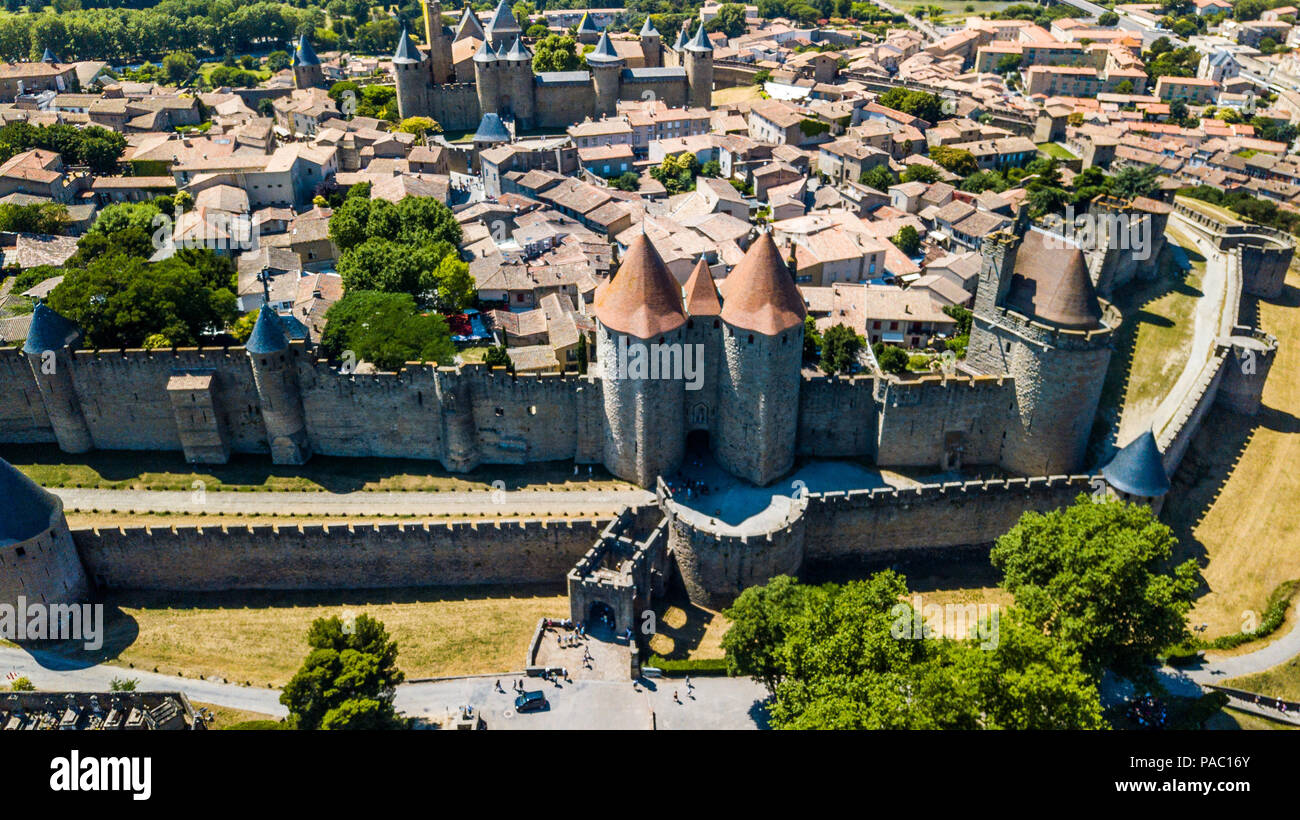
(503, 36, 531, 61)
(394, 27, 422, 63)
(673, 23, 690, 50)
(487, 0, 520, 34)
(0, 458, 60, 543)
(245, 307, 289, 355)
(577, 11, 599, 35)
(294, 35, 321, 67)
(473, 38, 499, 62)
(41, 47, 59, 64)
(640, 17, 659, 38)
(685, 24, 713, 53)
(1102, 430, 1170, 498)
(586, 31, 622, 64)
(22, 302, 81, 355)
(473, 112, 511, 143)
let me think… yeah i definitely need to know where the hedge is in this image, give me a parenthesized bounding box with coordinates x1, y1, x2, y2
(645, 656, 730, 676)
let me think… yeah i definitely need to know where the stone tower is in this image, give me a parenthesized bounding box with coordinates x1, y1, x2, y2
(592, 232, 689, 488)
(683, 24, 714, 109)
(671, 23, 690, 67)
(1101, 429, 1171, 513)
(292, 34, 324, 90)
(392, 28, 428, 120)
(0, 457, 89, 610)
(245, 308, 312, 465)
(500, 37, 535, 125)
(484, 0, 521, 49)
(473, 39, 501, 118)
(455, 0, 487, 48)
(587, 31, 624, 119)
(715, 232, 806, 486)
(640, 17, 662, 69)
(422, 0, 455, 84)
(967, 225, 1115, 476)
(576, 11, 601, 45)
(1217, 329, 1278, 416)
(23, 303, 91, 454)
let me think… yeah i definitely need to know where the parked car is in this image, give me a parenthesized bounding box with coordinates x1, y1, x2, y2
(515, 690, 548, 713)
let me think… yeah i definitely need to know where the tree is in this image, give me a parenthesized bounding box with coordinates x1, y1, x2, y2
(928, 145, 978, 176)
(532, 34, 580, 73)
(10, 677, 34, 691)
(320, 291, 457, 371)
(266, 50, 291, 71)
(995, 53, 1022, 74)
(1098, 11, 1119, 25)
(280, 614, 406, 730)
(649, 152, 700, 194)
(901, 163, 940, 183)
(231, 309, 259, 343)
(991, 496, 1199, 679)
(48, 250, 237, 349)
(1113, 79, 1134, 95)
(819, 324, 864, 374)
(0, 202, 68, 235)
(874, 342, 909, 374)
(398, 116, 442, 142)
(705, 3, 748, 36)
(858, 164, 895, 191)
(162, 51, 198, 85)
(724, 572, 1105, 729)
(610, 170, 641, 191)
(1110, 164, 1160, 200)
(877, 87, 944, 123)
(891, 224, 921, 256)
(802, 315, 821, 362)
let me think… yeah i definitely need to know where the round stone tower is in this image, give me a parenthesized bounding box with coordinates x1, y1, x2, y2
(473, 40, 501, 117)
(683, 23, 714, 108)
(715, 232, 806, 487)
(435, 367, 481, 472)
(501, 37, 535, 126)
(640, 17, 662, 69)
(1216, 330, 1278, 416)
(23, 303, 92, 454)
(0, 457, 89, 610)
(681, 257, 722, 435)
(392, 27, 428, 121)
(245, 308, 312, 465)
(966, 226, 1115, 476)
(292, 34, 325, 90)
(484, 0, 521, 49)
(592, 232, 688, 488)
(586, 31, 624, 119)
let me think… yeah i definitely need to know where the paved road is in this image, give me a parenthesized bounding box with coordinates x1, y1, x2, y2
(52, 487, 655, 519)
(0, 646, 768, 729)
(1182, 619, 1300, 685)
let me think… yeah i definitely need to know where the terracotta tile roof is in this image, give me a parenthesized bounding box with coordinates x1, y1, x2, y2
(1005, 228, 1103, 330)
(682, 257, 721, 316)
(592, 231, 687, 339)
(718, 231, 806, 335)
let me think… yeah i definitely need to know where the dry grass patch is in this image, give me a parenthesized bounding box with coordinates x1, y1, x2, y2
(1164, 268, 1300, 638)
(63, 586, 567, 687)
(1225, 655, 1300, 703)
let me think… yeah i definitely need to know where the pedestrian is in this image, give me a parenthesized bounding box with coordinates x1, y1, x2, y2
(686, 675, 693, 690)
(673, 691, 680, 704)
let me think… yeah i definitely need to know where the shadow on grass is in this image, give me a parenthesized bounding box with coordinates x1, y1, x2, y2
(649, 583, 718, 661)
(0, 445, 623, 493)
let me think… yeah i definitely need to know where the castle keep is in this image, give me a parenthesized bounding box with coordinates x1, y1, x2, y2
(391, 1, 713, 132)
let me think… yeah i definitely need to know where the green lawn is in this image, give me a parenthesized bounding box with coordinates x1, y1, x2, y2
(0, 445, 634, 493)
(1037, 142, 1079, 161)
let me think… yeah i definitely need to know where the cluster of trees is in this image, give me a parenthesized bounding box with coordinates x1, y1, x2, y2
(722, 496, 1200, 728)
(928, 145, 978, 176)
(328, 82, 399, 123)
(44, 199, 239, 349)
(1179, 185, 1300, 236)
(1143, 37, 1202, 80)
(320, 194, 472, 371)
(876, 88, 946, 125)
(531, 34, 581, 73)
(0, 202, 69, 236)
(991, 2, 1076, 27)
(0, 121, 127, 174)
(649, 152, 702, 194)
(280, 614, 406, 730)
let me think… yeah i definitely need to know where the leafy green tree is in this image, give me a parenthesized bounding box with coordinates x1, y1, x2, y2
(874, 342, 909, 374)
(0, 201, 68, 234)
(649, 152, 700, 194)
(397, 116, 441, 142)
(704, 3, 748, 36)
(610, 170, 641, 191)
(721, 574, 810, 690)
(928, 145, 978, 176)
(818, 324, 864, 374)
(991, 496, 1199, 679)
(485, 344, 511, 369)
(995, 53, 1022, 74)
(320, 291, 457, 371)
(1098, 11, 1119, 25)
(48, 250, 238, 349)
(1110, 164, 1160, 200)
(532, 34, 580, 72)
(801, 315, 820, 362)
(266, 50, 291, 71)
(858, 164, 896, 191)
(891, 224, 920, 256)
(901, 163, 940, 183)
(280, 614, 406, 731)
(162, 51, 198, 85)
(877, 88, 944, 123)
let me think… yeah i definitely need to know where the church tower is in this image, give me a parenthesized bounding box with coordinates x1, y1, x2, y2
(422, 0, 454, 84)
(715, 233, 805, 486)
(592, 232, 689, 488)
